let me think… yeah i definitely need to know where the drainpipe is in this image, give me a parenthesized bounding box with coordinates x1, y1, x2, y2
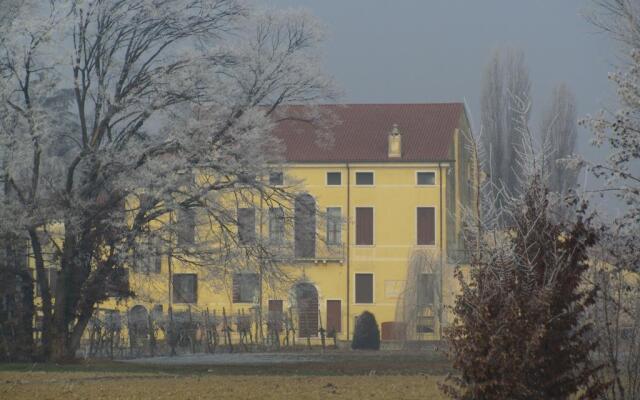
(438, 162, 444, 340)
(346, 162, 351, 341)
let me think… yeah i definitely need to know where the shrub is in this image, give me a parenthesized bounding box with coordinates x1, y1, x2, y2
(442, 179, 606, 399)
(351, 311, 380, 350)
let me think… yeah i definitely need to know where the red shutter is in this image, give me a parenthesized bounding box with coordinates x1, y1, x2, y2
(356, 208, 373, 245)
(326, 300, 342, 334)
(417, 207, 435, 245)
(232, 274, 240, 303)
(268, 300, 283, 332)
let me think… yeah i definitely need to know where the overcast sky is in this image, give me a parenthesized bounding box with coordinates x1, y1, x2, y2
(263, 0, 622, 207)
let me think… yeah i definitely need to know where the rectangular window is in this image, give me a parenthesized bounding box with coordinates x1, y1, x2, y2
(269, 172, 284, 186)
(417, 171, 436, 185)
(239, 173, 256, 184)
(237, 208, 256, 245)
(326, 207, 342, 245)
(355, 172, 374, 185)
(355, 273, 374, 303)
(177, 208, 196, 246)
(232, 273, 260, 303)
(417, 207, 436, 245)
(268, 207, 285, 245)
(326, 300, 342, 334)
(355, 207, 374, 245)
(173, 273, 197, 304)
(137, 238, 162, 274)
(417, 273, 436, 307)
(326, 172, 342, 186)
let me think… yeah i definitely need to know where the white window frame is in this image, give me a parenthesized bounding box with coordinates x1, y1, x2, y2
(354, 171, 375, 186)
(354, 272, 375, 305)
(354, 206, 375, 247)
(325, 206, 342, 246)
(269, 171, 284, 186)
(326, 171, 343, 186)
(416, 170, 437, 186)
(415, 205, 437, 247)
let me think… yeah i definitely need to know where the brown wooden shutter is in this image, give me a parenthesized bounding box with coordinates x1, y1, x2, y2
(356, 207, 373, 245)
(232, 274, 240, 303)
(355, 273, 373, 303)
(326, 300, 342, 334)
(268, 300, 283, 332)
(417, 207, 435, 245)
(238, 208, 256, 244)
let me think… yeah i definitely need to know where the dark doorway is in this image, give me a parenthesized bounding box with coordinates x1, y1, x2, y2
(268, 300, 284, 332)
(295, 283, 318, 337)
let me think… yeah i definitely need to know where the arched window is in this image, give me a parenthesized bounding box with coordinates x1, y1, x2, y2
(294, 193, 316, 259)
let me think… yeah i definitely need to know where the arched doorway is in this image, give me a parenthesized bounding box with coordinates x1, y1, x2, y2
(129, 305, 149, 337)
(295, 283, 318, 338)
(294, 193, 316, 259)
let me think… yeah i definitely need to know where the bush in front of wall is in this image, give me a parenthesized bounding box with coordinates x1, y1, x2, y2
(351, 311, 380, 350)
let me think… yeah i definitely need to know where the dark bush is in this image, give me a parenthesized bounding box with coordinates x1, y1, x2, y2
(351, 311, 380, 350)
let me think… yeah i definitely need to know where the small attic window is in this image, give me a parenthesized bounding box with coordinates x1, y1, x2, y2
(269, 172, 284, 186)
(355, 172, 374, 185)
(417, 172, 436, 185)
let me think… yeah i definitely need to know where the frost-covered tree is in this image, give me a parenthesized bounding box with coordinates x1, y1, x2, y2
(583, 2, 640, 398)
(480, 48, 531, 198)
(587, 54, 640, 227)
(444, 100, 605, 400)
(0, 0, 336, 361)
(540, 83, 580, 195)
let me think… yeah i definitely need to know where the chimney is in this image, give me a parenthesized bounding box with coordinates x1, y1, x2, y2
(388, 123, 402, 158)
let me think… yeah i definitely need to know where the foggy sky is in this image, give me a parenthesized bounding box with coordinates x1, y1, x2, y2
(263, 0, 620, 209)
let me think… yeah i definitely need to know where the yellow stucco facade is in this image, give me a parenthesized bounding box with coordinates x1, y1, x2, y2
(96, 108, 476, 343)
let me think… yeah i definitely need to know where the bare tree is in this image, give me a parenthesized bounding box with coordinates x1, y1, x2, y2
(540, 83, 580, 195)
(0, 0, 336, 361)
(588, 0, 640, 51)
(582, 2, 640, 397)
(480, 48, 531, 201)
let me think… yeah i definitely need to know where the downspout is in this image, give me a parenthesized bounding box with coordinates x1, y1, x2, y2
(346, 162, 351, 340)
(438, 161, 444, 340)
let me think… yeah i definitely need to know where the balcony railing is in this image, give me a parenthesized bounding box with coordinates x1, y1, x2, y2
(267, 242, 345, 264)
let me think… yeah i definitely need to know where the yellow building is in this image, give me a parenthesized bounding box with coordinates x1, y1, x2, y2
(103, 103, 476, 344)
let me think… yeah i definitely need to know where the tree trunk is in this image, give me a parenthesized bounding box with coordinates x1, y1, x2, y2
(28, 229, 52, 359)
(16, 265, 35, 360)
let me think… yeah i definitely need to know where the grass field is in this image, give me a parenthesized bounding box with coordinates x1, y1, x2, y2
(0, 351, 451, 399)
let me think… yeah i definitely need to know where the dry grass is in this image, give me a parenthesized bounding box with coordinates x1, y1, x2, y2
(0, 371, 446, 400)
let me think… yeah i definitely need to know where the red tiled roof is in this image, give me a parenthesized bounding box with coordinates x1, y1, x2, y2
(272, 103, 465, 163)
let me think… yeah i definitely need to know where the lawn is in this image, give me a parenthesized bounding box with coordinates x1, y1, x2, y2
(0, 351, 451, 399)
